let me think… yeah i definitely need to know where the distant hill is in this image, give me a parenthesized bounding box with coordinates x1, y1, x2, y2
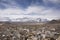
(48, 19, 60, 24)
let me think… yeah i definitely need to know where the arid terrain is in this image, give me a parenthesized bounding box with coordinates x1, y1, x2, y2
(0, 19, 60, 40)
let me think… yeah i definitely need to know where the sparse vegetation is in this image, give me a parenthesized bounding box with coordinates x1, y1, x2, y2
(0, 20, 60, 40)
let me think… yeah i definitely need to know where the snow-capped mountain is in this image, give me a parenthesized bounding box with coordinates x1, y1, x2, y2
(0, 17, 48, 22)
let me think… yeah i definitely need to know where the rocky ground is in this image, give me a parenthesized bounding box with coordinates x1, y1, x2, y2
(0, 21, 60, 40)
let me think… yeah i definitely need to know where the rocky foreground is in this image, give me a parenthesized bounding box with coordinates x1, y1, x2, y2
(0, 22, 60, 40)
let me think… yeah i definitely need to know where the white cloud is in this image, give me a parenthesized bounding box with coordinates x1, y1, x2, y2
(0, 8, 24, 15)
(0, 0, 19, 8)
(25, 6, 46, 14)
(43, 0, 60, 4)
(0, 0, 60, 20)
(0, 5, 60, 20)
(25, 5, 60, 19)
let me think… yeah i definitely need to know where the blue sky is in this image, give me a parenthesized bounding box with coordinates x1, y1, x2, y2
(0, 0, 60, 20)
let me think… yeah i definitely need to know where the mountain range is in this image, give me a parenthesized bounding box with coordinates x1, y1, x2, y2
(0, 17, 48, 22)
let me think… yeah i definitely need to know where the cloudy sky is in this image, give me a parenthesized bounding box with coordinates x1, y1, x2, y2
(0, 0, 60, 20)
